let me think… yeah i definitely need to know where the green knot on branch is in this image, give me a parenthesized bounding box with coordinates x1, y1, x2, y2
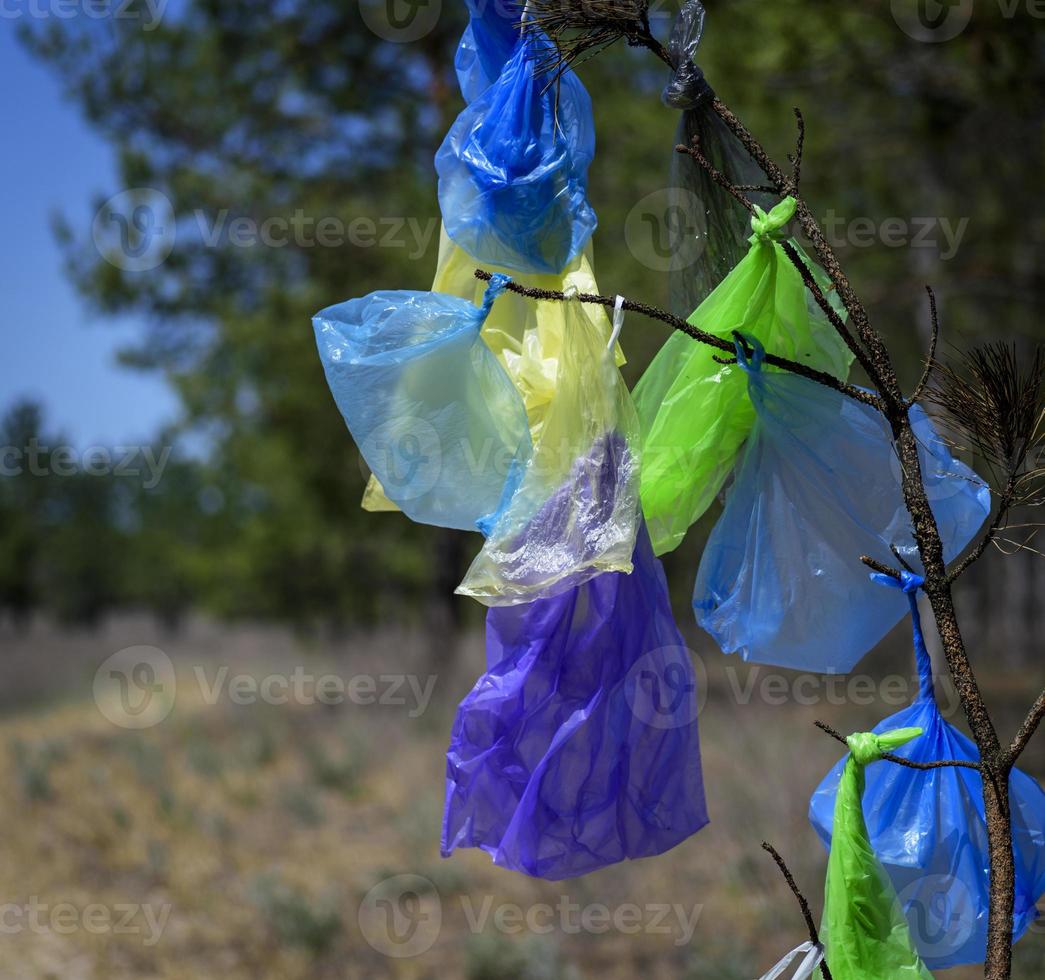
(749, 196, 798, 243)
(846, 727, 923, 766)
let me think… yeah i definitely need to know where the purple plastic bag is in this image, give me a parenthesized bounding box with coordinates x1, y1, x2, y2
(443, 522, 709, 880)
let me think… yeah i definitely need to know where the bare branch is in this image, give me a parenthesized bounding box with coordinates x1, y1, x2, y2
(815, 720, 982, 771)
(947, 476, 1016, 584)
(761, 842, 832, 980)
(908, 286, 941, 407)
(859, 555, 901, 580)
(474, 269, 883, 409)
(675, 139, 756, 214)
(788, 107, 805, 192)
(1009, 689, 1045, 762)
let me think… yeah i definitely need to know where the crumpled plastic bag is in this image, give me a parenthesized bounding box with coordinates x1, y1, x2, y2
(693, 338, 990, 673)
(454, 0, 520, 103)
(810, 572, 1045, 970)
(313, 276, 531, 531)
(662, 0, 775, 317)
(456, 294, 641, 604)
(633, 196, 854, 555)
(817, 728, 935, 980)
(362, 228, 624, 512)
(436, 28, 597, 274)
(443, 521, 709, 880)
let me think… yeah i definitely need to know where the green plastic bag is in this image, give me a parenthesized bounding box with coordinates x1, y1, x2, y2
(632, 196, 853, 555)
(819, 729, 934, 980)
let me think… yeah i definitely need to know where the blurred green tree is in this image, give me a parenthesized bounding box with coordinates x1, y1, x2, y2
(17, 0, 1045, 625)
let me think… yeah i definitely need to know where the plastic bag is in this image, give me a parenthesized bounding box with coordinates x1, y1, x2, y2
(633, 197, 854, 555)
(693, 338, 989, 673)
(436, 29, 597, 274)
(456, 295, 641, 604)
(662, 0, 775, 317)
(818, 728, 934, 980)
(443, 521, 709, 880)
(313, 276, 531, 531)
(455, 0, 520, 103)
(362, 228, 625, 512)
(809, 573, 1045, 970)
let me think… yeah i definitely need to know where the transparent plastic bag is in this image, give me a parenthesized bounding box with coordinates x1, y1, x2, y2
(633, 197, 854, 555)
(693, 338, 990, 673)
(313, 276, 531, 531)
(818, 728, 934, 980)
(456, 295, 641, 604)
(662, 0, 775, 317)
(436, 29, 597, 274)
(809, 573, 1045, 970)
(362, 228, 624, 512)
(443, 522, 709, 880)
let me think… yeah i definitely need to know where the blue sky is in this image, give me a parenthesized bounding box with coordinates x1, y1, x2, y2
(0, 25, 180, 447)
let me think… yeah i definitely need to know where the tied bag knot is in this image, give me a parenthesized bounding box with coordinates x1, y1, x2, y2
(750, 197, 798, 244)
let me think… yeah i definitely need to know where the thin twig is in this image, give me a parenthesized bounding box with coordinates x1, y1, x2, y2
(474, 269, 883, 409)
(1009, 689, 1045, 762)
(761, 842, 832, 980)
(815, 721, 982, 771)
(947, 477, 1016, 584)
(779, 240, 876, 381)
(859, 555, 902, 580)
(890, 544, 917, 574)
(909, 286, 941, 407)
(675, 140, 756, 214)
(789, 107, 805, 192)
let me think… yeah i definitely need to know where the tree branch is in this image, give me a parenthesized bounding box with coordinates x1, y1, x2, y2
(789, 107, 805, 192)
(761, 841, 832, 980)
(815, 720, 982, 771)
(474, 269, 883, 409)
(908, 286, 941, 407)
(675, 140, 756, 214)
(947, 476, 1017, 584)
(1008, 688, 1045, 762)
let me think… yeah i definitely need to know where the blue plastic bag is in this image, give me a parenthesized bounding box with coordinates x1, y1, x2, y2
(443, 521, 709, 880)
(693, 339, 990, 673)
(809, 573, 1045, 969)
(313, 276, 531, 531)
(436, 29, 597, 274)
(455, 0, 520, 103)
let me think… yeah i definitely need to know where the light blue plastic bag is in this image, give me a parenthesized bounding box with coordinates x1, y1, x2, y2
(809, 572, 1045, 969)
(313, 276, 531, 531)
(436, 29, 597, 274)
(693, 338, 990, 673)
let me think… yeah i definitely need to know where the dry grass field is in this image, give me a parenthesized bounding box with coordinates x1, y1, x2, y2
(0, 615, 1041, 979)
